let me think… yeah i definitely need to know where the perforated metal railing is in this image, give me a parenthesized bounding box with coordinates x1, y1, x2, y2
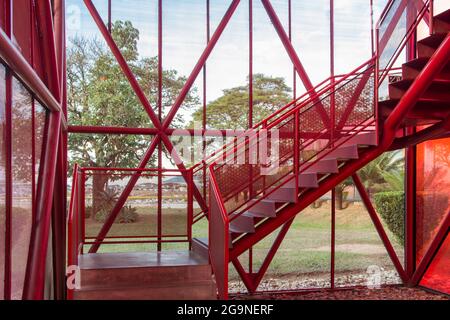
(191, 61, 375, 223)
(209, 59, 376, 223)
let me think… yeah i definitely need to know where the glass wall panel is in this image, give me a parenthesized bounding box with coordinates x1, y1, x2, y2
(416, 138, 450, 264)
(11, 78, 33, 300)
(335, 188, 402, 287)
(420, 233, 450, 295)
(34, 102, 47, 193)
(0, 65, 6, 300)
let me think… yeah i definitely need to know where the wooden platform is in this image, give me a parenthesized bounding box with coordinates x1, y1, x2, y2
(74, 251, 217, 300)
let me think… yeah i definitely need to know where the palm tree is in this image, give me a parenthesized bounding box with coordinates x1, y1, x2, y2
(358, 151, 404, 197)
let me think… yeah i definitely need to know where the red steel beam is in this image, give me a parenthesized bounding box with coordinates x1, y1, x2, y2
(52, 0, 67, 300)
(405, 126, 416, 279)
(231, 258, 256, 293)
(88, 137, 160, 253)
(83, 0, 215, 250)
(0, 28, 63, 115)
(409, 212, 449, 286)
(23, 111, 62, 300)
(34, 0, 61, 102)
(160, 0, 241, 132)
(389, 116, 450, 150)
(251, 218, 295, 291)
(3, 0, 12, 300)
(260, 0, 330, 127)
(352, 174, 407, 283)
(230, 33, 450, 258)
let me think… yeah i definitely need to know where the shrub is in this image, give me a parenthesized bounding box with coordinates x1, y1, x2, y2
(84, 206, 92, 219)
(94, 208, 110, 223)
(374, 191, 405, 244)
(117, 206, 139, 224)
(94, 206, 139, 224)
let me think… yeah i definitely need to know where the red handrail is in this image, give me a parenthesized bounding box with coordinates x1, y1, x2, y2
(67, 164, 81, 300)
(78, 167, 195, 249)
(208, 165, 229, 300)
(209, 62, 376, 224)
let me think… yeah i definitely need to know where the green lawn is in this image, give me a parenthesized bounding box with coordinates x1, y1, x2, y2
(84, 202, 404, 281)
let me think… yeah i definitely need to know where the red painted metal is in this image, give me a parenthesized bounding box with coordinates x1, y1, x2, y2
(352, 174, 407, 283)
(261, 0, 330, 127)
(0, 28, 63, 115)
(66, 164, 80, 300)
(377, 0, 431, 84)
(405, 127, 417, 279)
(208, 165, 229, 300)
(23, 111, 62, 300)
(249, 0, 253, 129)
(83, 0, 244, 251)
(160, 0, 241, 133)
(331, 189, 336, 289)
(78, 167, 193, 251)
(250, 219, 295, 291)
(157, 0, 163, 253)
(34, 0, 61, 102)
(1, 0, 448, 300)
(4, 61, 12, 301)
(410, 212, 449, 286)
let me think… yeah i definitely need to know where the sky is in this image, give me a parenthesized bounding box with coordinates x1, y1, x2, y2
(66, 0, 389, 113)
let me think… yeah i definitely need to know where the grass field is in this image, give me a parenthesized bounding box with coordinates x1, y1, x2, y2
(84, 201, 404, 285)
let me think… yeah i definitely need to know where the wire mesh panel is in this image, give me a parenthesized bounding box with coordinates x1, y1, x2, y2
(210, 62, 375, 221)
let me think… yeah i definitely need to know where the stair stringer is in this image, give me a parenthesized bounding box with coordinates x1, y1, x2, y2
(229, 145, 386, 261)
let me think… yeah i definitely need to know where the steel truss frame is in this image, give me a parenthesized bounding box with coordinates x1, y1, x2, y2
(0, 0, 448, 300)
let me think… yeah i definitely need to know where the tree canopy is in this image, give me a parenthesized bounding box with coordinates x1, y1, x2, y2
(67, 20, 199, 169)
(191, 74, 292, 130)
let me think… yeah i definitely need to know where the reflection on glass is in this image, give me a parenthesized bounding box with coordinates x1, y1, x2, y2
(34, 102, 47, 194)
(420, 233, 450, 295)
(416, 138, 450, 264)
(11, 78, 33, 300)
(0, 66, 6, 299)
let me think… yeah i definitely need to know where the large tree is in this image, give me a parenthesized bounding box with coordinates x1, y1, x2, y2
(68, 21, 199, 212)
(192, 74, 292, 130)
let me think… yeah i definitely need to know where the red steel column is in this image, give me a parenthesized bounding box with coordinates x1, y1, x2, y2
(157, 0, 163, 252)
(248, 0, 253, 129)
(405, 127, 416, 281)
(3, 0, 12, 301)
(23, 111, 62, 300)
(352, 174, 407, 283)
(330, 0, 336, 289)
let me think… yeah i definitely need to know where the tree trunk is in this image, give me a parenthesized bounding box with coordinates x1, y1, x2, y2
(336, 188, 344, 210)
(92, 173, 108, 217)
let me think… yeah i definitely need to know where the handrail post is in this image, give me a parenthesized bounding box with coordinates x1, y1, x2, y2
(80, 169, 86, 248)
(294, 111, 300, 202)
(429, 0, 434, 35)
(187, 169, 194, 249)
(375, 28, 380, 145)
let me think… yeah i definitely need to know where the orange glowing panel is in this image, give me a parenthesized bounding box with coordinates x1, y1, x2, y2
(416, 138, 450, 265)
(420, 233, 450, 295)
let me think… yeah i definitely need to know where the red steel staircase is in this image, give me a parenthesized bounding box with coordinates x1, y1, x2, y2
(202, 2, 450, 299)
